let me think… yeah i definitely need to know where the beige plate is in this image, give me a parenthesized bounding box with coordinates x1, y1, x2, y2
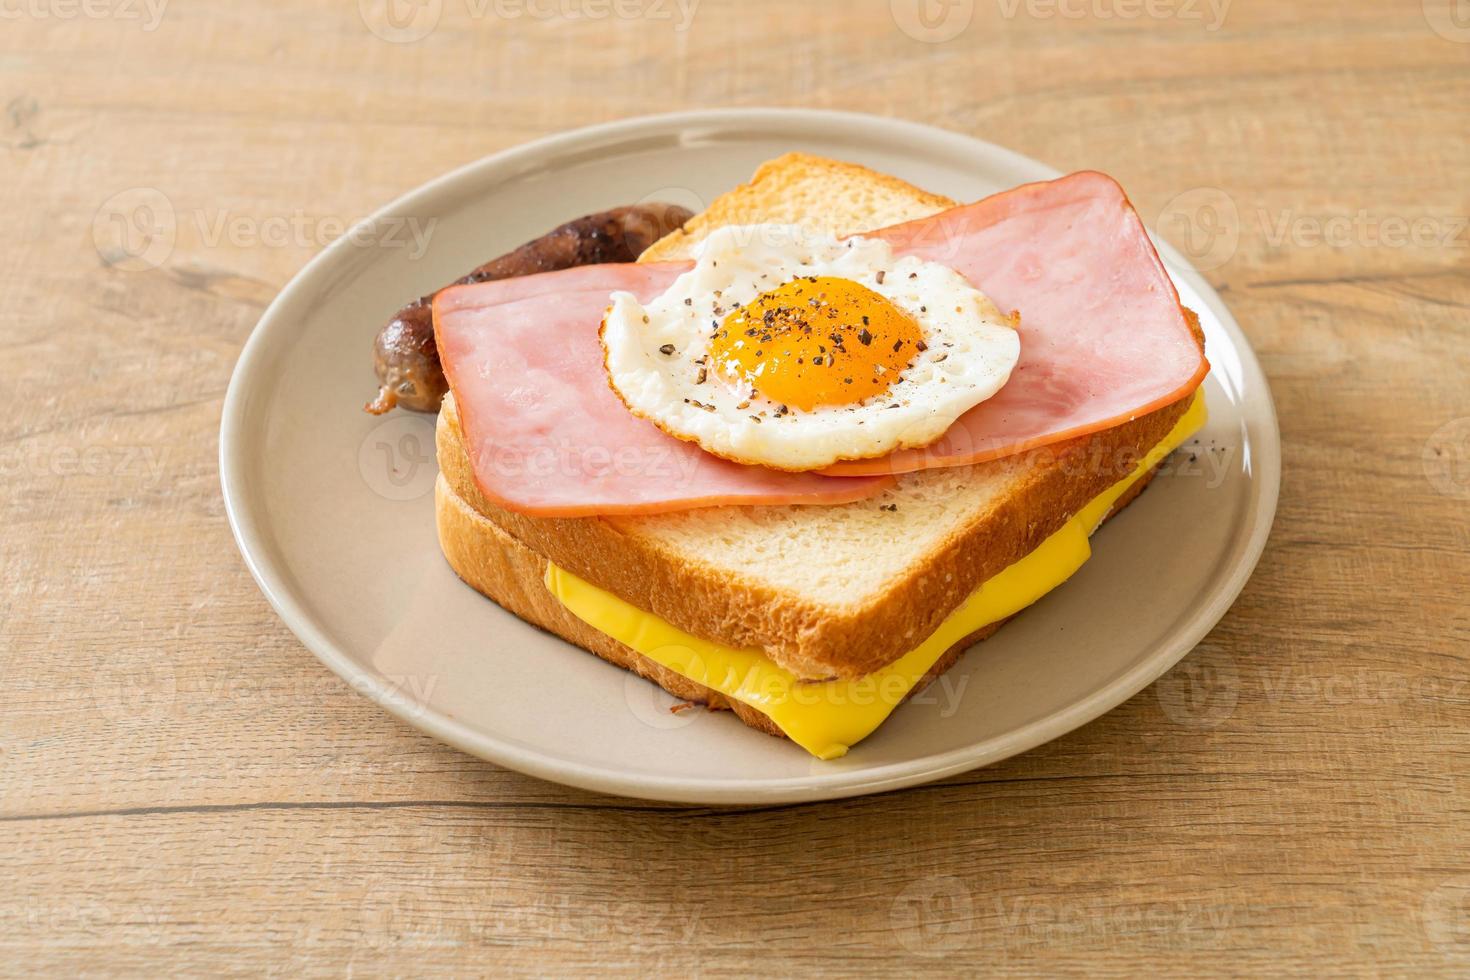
(220, 109, 1279, 805)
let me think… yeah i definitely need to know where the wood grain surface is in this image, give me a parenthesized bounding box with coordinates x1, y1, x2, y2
(3, 0, 1468, 975)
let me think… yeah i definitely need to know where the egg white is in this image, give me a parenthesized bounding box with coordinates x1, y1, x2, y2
(600, 224, 1020, 472)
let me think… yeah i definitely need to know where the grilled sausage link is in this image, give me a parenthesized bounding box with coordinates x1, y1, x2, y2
(366, 202, 694, 414)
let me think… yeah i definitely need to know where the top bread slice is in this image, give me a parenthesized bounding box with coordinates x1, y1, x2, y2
(637, 152, 957, 263)
(437, 153, 1198, 681)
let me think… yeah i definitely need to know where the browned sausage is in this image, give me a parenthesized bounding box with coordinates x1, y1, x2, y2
(366, 202, 694, 414)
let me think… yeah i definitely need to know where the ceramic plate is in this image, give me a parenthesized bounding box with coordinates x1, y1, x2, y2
(221, 109, 1279, 805)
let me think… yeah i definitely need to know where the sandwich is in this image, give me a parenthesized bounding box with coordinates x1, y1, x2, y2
(425, 153, 1209, 760)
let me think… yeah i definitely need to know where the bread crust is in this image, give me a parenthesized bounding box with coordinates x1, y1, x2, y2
(434, 463, 1160, 746)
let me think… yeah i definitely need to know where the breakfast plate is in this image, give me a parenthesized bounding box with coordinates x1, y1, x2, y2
(220, 109, 1279, 805)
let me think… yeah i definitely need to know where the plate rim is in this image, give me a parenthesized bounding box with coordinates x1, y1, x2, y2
(220, 108, 1281, 805)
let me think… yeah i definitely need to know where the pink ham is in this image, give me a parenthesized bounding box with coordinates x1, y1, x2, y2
(451, 262, 687, 309)
(825, 170, 1207, 475)
(433, 277, 894, 517)
(434, 170, 1207, 514)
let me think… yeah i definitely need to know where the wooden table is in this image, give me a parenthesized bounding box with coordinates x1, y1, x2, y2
(4, 1, 1467, 974)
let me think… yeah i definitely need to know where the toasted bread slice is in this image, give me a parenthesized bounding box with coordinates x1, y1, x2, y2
(637, 152, 958, 263)
(438, 390, 1186, 681)
(435, 153, 1198, 689)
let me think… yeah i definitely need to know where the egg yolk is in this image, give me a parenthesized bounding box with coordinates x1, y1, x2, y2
(710, 276, 924, 411)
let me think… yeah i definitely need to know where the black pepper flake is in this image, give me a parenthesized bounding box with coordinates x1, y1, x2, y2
(695, 367, 707, 384)
(862, 315, 870, 326)
(876, 270, 886, 284)
(908, 272, 918, 279)
(933, 353, 948, 362)
(857, 328, 873, 346)
(920, 306, 927, 313)
(880, 503, 899, 512)
(916, 340, 928, 352)
(892, 340, 903, 352)
(812, 355, 824, 366)
(749, 415, 762, 423)
(683, 297, 693, 306)
(659, 343, 676, 355)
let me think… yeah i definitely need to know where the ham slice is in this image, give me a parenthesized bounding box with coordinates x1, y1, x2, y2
(826, 171, 1207, 475)
(434, 170, 1207, 515)
(434, 278, 894, 517)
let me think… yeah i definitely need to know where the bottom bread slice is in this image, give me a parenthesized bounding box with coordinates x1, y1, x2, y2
(434, 464, 1160, 746)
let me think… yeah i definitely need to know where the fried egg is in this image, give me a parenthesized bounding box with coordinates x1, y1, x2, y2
(600, 225, 1020, 472)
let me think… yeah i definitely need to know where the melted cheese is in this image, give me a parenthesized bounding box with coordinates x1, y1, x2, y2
(546, 395, 1206, 759)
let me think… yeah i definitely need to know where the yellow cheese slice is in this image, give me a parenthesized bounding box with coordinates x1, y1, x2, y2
(547, 395, 1207, 759)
